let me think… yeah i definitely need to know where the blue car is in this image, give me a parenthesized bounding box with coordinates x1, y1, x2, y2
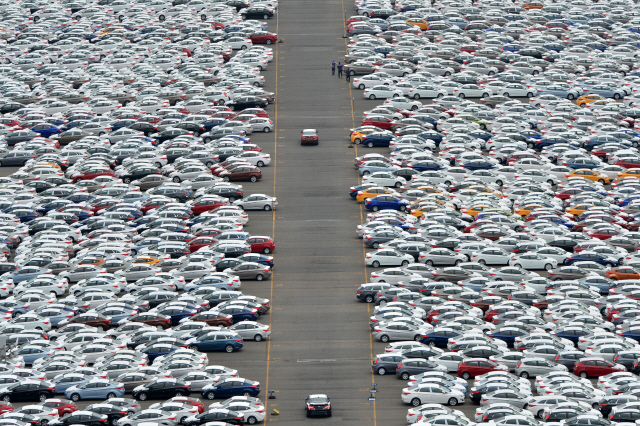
(142, 343, 179, 362)
(37, 308, 74, 327)
(35, 200, 73, 215)
(0, 300, 29, 316)
(110, 120, 137, 131)
(563, 158, 602, 169)
(66, 193, 96, 204)
(487, 329, 527, 346)
(502, 43, 523, 52)
(237, 253, 274, 268)
(538, 85, 581, 100)
(554, 327, 592, 344)
(12, 209, 39, 223)
(96, 306, 135, 325)
(619, 329, 640, 343)
(185, 331, 243, 352)
(364, 195, 409, 212)
(15, 344, 53, 365)
(361, 132, 394, 148)
(587, 85, 626, 99)
(535, 136, 570, 149)
(577, 276, 615, 295)
(421, 329, 461, 347)
(31, 123, 62, 138)
(157, 306, 196, 325)
(53, 374, 90, 394)
(521, 130, 543, 140)
(416, 130, 443, 144)
(412, 160, 445, 172)
(468, 130, 492, 142)
(64, 378, 125, 402)
(536, 215, 576, 229)
(583, 136, 624, 150)
(201, 378, 259, 400)
(462, 160, 496, 170)
(216, 306, 259, 323)
(201, 118, 227, 131)
(565, 251, 617, 267)
(6, 267, 53, 284)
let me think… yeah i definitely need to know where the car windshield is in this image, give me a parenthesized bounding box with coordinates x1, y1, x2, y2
(308, 396, 328, 403)
(302, 130, 317, 136)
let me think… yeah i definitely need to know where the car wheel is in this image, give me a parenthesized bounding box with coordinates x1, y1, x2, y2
(614, 93, 621, 99)
(255, 274, 264, 281)
(579, 372, 588, 378)
(393, 93, 399, 98)
(520, 371, 529, 378)
(371, 242, 379, 249)
(503, 92, 510, 97)
(537, 410, 545, 419)
(97, 326, 104, 331)
(401, 260, 409, 266)
(514, 263, 522, 268)
(414, 334, 421, 342)
(250, 176, 257, 182)
(71, 393, 80, 402)
(358, 84, 365, 90)
(254, 334, 263, 342)
(544, 263, 554, 271)
(437, 93, 444, 98)
(1, 396, 8, 403)
(367, 142, 374, 148)
(461, 372, 471, 380)
(246, 416, 257, 425)
(156, 325, 164, 331)
(189, 345, 199, 351)
(377, 367, 387, 375)
(411, 398, 421, 407)
(454, 260, 462, 266)
(478, 259, 486, 265)
(401, 372, 410, 380)
(426, 260, 433, 266)
(123, 178, 131, 184)
(380, 334, 389, 343)
(369, 94, 376, 100)
(371, 205, 379, 212)
(205, 391, 216, 400)
(458, 93, 465, 98)
(372, 261, 380, 268)
(448, 398, 458, 406)
(225, 344, 234, 353)
(567, 94, 575, 100)
(107, 392, 116, 399)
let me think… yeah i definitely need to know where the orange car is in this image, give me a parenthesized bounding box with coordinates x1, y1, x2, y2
(356, 187, 396, 203)
(351, 128, 377, 144)
(566, 203, 595, 216)
(406, 18, 428, 30)
(410, 204, 439, 218)
(75, 258, 106, 267)
(133, 256, 162, 266)
(565, 169, 609, 184)
(606, 266, 640, 280)
(522, 1, 543, 9)
(617, 168, 640, 179)
(576, 94, 603, 107)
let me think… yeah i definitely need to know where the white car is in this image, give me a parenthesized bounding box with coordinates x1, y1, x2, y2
(429, 352, 468, 373)
(408, 84, 447, 100)
(366, 249, 414, 267)
(498, 83, 536, 98)
(508, 253, 558, 270)
(227, 152, 271, 167)
(401, 384, 465, 406)
(470, 247, 512, 266)
(225, 36, 253, 50)
(9, 312, 52, 331)
(455, 84, 491, 98)
(362, 171, 406, 188)
(383, 97, 422, 111)
(363, 85, 403, 100)
(369, 268, 420, 284)
(352, 74, 394, 90)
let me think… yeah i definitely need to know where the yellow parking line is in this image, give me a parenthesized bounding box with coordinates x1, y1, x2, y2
(264, 10, 279, 423)
(340, 2, 376, 426)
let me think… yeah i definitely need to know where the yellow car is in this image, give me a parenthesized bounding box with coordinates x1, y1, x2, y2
(565, 169, 609, 184)
(468, 185, 503, 197)
(406, 18, 428, 30)
(33, 162, 62, 170)
(463, 204, 492, 217)
(566, 203, 595, 216)
(410, 204, 439, 218)
(617, 168, 640, 179)
(356, 187, 395, 203)
(576, 94, 603, 107)
(133, 257, 162, 265)
(351, 128, 377, 144)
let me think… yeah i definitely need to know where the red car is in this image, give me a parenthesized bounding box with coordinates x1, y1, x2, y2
(615, 159, 640, 168)
(219, 166, 262, 182)
(484, 307, 514, 322)
(89, 199, 121, 214)
(573, 357, 626, 378)
(301, 129, 319, 145)
(250, 31, 278, 44)
(71, 168, 115, 183)
(588, 228, 622, 240)
(42, 399, 76, 417)
(457, 358, 509, 379)
(361, 116, 394, 130)
(246, 236, 275, 254)
(241, 108, 269, 118)
(190, 198, 229, 215)
(0, 402, 13, 415)
(189, 237, 217, 253)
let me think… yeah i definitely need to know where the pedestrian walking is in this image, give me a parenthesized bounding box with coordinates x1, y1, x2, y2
(337, 62, 343, 78)
(331, 60, 336, 75)
(345, 69, 351, 82)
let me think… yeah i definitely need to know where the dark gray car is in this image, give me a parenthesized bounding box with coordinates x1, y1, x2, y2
(372, 353, 404, 376)
(0, 151, 36, 166)
(396, 358, 447, 380)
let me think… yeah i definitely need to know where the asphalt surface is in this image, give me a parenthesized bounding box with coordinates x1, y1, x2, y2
(0, 1, 539, 425)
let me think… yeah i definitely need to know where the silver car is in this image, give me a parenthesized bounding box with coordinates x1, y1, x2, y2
(371, 321, 430, 343)
(514, 357, 568, 379)
(233, 194, 278, 211)
(481, 390, 534, 408)
(228, 321, 270, 342)
(115, 410, 178, 426)
(177, 372, 216, 391)
(147, 402, 198, 423)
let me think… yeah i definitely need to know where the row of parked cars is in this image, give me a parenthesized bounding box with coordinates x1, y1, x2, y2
(0, 0, 282, 424)
(347, 0, 640, 422)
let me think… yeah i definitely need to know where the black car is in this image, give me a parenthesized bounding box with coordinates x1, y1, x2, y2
(128, 122, 158, 136)
(305, 394, 331, 418)
(84, 403, 128, 424)
(470, 383, 517, 403)
(356, 283, 391, 303)
(239, 5, 274, 19)
(120, 167, 161, 184)
(50, 412, 109, 426)
(0, 380, 56, 402)
(131, 379, 191, 401)
(227, 96, 268, 111)
(183, 409, 244, 426)
(598, 395, 639, 416)
(152, 128, 194, 143)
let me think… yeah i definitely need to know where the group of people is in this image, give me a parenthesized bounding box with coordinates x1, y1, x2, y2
(331, 60, 352, 81)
